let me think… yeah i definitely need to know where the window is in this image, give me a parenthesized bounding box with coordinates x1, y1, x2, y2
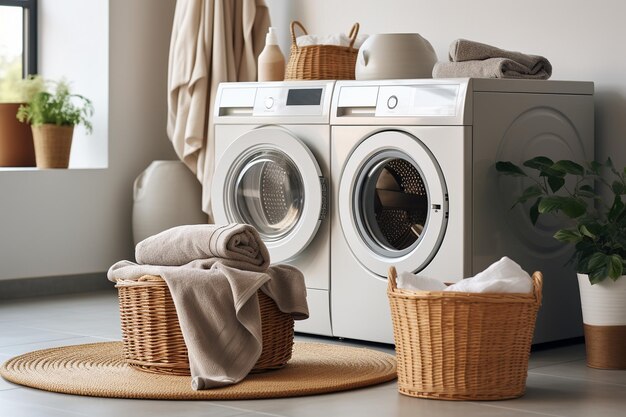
(0, 0, 37, 100)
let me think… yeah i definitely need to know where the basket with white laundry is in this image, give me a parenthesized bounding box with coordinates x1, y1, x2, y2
(387, 257, 542, 401)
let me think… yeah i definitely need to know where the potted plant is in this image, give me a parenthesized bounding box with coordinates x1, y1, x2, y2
(496, 157, 626, 369)
(0, 70, 35, 167)
(16, 76, 93, 169)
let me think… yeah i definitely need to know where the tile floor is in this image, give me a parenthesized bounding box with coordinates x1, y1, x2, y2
(1, 290, 625, 417)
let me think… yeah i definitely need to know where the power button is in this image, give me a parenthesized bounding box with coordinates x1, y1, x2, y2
(387, 95, 398, 110)
(264, 97, 274, 109)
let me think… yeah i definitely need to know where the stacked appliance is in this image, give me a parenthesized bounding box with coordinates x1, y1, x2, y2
(212, 78, 594, 345)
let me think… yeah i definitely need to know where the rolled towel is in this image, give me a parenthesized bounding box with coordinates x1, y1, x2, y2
(135, 223, 270, 272)
(397, 271, 446, 292)
(433, 57, 551, 79)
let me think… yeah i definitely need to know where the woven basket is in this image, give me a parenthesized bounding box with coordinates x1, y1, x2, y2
(31, 124, 74, 169)
(387, 266, 542, 401)
(116, 275, 294, 375)
(285, 21, 359, 80)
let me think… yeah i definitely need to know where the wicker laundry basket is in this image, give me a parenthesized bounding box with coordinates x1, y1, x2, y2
(116, 275, 294, 375)
(387, 266, 542, 401)
(285, 21, 360, 80)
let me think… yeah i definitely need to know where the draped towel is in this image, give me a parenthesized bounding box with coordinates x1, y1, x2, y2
(167, 0, 270, 220)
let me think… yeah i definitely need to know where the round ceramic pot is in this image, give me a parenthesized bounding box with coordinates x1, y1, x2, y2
(0, 103, 35, 167)
(577, 273, 626, 369)
(355, 33, 438, 80)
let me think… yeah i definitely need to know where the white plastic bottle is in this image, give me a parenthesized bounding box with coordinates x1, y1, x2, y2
(258, 27, 285, 82)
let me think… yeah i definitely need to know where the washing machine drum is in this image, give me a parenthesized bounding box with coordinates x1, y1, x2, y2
(339, 130, 448, 277)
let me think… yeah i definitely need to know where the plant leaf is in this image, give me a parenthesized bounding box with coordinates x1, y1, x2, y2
(553, 229, 583, 243)
(589, 160, 602, 175)
(529, 198, 541, 225)
(514, 185, 544, 206)
(523, 156, 554, 171)
(553, 160, 585, 175)
(547, 176, 566, 193)
(579, 225, 596, 239)
(588, 252, 608, 272)
(608, 255, 624, 280)
(538, 196, 587, 218)
(612, 180, 626, 195)
(495, 161, 527, 177)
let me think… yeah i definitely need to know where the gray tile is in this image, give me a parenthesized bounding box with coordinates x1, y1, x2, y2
(530, 359, 626, 386)
(475, 372, 626, 417)
(0, 322, 80, 347)
(528, 344, 586, 369)
(213, 385, 557, 417)
(0, 388, 254, 417)
(0, 336, 111, 356)
(0, 389, 88, 416)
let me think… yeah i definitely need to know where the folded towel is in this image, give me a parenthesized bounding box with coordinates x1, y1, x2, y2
(397, 257, 532, 293)
(136, 223, 270, 272)
(432, 38, 552, 79)
(433, 58, 551, 79)
(108, 224, 308, 390)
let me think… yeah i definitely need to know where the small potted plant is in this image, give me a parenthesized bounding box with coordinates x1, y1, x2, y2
(16, 76, 93, 169)
(0, 73, 35, 167)
(496, 157, 626, 369)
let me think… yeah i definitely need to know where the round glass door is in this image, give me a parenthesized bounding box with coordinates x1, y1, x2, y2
(339, 130, 448, 277)
(211, 127, 325, 263)
(355, 151, 429, 258)
(233, 149, 304, 241)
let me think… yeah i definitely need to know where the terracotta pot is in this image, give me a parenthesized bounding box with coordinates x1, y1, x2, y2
(31, 124, 74, 169)
(577, 273, 626, 369)
(0, 103, 36, 167)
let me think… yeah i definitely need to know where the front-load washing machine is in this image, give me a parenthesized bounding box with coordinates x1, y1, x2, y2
(330, 78, 594, 344)
(212, 81, 334, 336)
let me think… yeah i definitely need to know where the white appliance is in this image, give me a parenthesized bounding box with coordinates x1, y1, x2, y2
(212, 81, 334, 336)
(330, 78, 594, 344)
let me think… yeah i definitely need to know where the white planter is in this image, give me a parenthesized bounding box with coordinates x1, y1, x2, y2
(577, 274, 626, 326)
(577, 273, 626, 369)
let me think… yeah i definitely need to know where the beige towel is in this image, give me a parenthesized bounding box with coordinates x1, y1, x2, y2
(167, 0, 270, 221)
(108, 224, 308, 390)
(433, 38, 552, 79)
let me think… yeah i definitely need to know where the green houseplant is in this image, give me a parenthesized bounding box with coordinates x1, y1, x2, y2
(16, 76, 93, 168)
(496, 157, 626, 369)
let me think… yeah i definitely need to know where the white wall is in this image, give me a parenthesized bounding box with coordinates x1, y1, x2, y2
(39, 0, 109, 168)
(287, 0, 626, 167)
(0, 0, 177, 281)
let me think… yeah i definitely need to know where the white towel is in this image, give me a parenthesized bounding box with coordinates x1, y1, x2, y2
(296, 33, 368, 49)
(397, 271, 446, 291)
(445, 257, 532, 293)
(396, 257, 532, 293)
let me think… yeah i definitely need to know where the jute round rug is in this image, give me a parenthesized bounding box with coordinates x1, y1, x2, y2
(0, 342, 396, 400)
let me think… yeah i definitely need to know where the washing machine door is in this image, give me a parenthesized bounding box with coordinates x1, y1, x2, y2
(212, 127, 326, 263)
(339, 130, 448, 277)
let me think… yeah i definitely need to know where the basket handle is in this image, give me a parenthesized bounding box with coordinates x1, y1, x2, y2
(290, 21, 308, 49)
(347, 23, 360, 48)
(531, 271, 543, 305)
(388, 266, 398, 293)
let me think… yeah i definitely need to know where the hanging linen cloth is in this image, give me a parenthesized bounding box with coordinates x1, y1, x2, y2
(167, 0, 270, 220)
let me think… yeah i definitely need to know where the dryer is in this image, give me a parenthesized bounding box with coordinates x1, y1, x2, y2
(212, 81, 334, 336)
(330, 78, 594, 344)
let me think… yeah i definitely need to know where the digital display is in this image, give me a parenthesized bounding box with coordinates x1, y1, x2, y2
(286, 88, 323, 106)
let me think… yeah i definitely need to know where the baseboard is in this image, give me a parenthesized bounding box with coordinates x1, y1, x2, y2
(0, 273, 115, 300)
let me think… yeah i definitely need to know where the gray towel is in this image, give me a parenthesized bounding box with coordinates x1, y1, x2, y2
(108, 224, 308, 390)
(433, 38, 552, 79)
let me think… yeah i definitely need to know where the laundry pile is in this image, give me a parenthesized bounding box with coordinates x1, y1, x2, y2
(108, 223, 309, 390)
(432, 39, 552, 79)
(397, 256, 533, 293)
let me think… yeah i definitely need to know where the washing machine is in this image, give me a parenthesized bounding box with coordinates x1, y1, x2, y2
(330, 78, 594, 344)
(212, 81, 334, 336)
